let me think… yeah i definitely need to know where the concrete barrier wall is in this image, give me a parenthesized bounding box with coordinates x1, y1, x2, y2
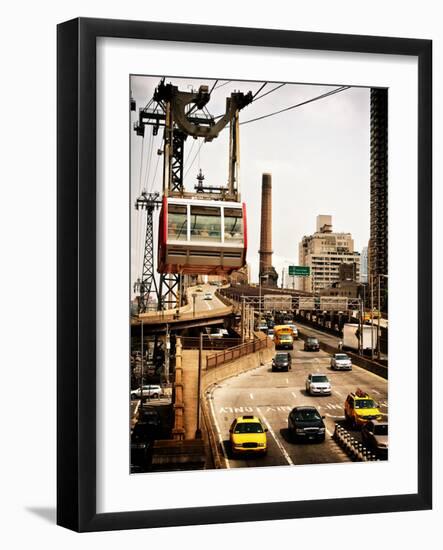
(214, 289, 235, 308)
(202, 344, 274, 390)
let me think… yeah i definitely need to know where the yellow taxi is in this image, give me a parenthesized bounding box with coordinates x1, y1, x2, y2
(229, 415, 268, 455)
(344, 388, 383, 428)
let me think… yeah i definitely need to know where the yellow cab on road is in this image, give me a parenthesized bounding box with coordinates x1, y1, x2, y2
(229, 415, 268, 455)
(344, 388, 383, 428)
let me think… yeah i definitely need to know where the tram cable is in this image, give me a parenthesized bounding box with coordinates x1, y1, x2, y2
(240, 85, 350, 126)
(184, 139, 205, 180)
(213, 80, 231, 90)
(253, 82, 285, 102)
(252, 81, 268, 99)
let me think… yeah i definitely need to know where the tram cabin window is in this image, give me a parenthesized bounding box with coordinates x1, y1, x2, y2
(190, 205, 221, 242)
(224, 208, 243, 243)
(168, 204, 187, 241)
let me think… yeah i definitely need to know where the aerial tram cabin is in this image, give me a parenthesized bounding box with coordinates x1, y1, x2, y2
(158, 197, 247, 275)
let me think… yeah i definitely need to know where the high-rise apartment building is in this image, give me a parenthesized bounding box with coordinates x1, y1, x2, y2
(299, 215, 360, 293)
(369, 88, 388, 311)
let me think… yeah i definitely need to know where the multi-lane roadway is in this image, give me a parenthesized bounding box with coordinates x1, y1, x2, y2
(208, 337, 388, 469)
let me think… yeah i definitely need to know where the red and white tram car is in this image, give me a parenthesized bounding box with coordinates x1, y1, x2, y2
(158, 196, 247, 275)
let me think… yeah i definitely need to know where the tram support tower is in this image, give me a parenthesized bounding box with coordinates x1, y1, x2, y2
(133, 191, 161, 313)
(134, 79, 253, 309)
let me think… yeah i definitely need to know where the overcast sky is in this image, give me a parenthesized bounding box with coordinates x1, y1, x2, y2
(130, 75, 370, 291)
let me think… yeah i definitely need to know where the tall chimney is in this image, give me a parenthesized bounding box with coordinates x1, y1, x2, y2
(259, 173, 278, 286)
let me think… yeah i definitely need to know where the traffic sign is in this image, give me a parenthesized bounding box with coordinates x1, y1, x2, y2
(288, 265, 310, 277)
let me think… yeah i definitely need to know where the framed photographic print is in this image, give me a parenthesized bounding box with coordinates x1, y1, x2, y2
(57, 17, 432, 532)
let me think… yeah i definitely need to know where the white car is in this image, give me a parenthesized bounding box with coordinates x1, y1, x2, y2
(305, 374, 332, 396)
(287, 323, 298, 339)
(131, 385, 163, 400)
(204, 293, 212, 300)
(330, 353, 352, 371)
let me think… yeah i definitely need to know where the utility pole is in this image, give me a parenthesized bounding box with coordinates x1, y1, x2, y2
(240, 296, 246, 344)
(370, 274, 374, 360)
(259, 276, 262, 322)
(164, 324, 170, 385)
(192, 292, 197, 317)
(195, 332, 203, 439)
(140, 318, 144, 403)
(377, 274, 385, 360)
(377, 275, 381, 360)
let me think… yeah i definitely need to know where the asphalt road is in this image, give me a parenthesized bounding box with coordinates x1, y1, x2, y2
(296, 321, 388, 361)
(209, 338, 388, 469)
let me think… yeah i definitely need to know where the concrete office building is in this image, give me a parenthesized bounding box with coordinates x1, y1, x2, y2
(299, 215, 360, 294)
(360, 246, 368, 283)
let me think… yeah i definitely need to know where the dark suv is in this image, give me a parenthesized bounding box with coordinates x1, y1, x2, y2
(272, 352, 292, 372)
(304, 337, 320, 351)
(361, 420, 388, 459)
(288, 406, 326, 442)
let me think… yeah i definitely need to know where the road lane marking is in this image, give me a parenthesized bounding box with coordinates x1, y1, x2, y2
(249, 393, 254, 400)
(291, 392, 297, 399)
(285, 378, 289, 384)
(209, 393, 230, 469)
(333, 390, 342, 397)
(371, 389, 380, 395)
(257, 407, 294, 466)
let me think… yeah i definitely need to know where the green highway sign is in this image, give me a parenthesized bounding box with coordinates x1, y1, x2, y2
(289, 265, 310, 277)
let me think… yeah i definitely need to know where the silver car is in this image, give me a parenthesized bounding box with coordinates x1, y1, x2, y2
(131, 385, 162, 400)
(330, 353, 352, 370)
(305, 374, 332, 395)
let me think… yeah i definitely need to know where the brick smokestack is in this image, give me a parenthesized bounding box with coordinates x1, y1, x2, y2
(259, 173, 278, 286)
(259, 173, 273, 272)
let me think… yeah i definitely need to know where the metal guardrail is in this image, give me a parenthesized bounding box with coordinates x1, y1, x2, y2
(333, 424, 381, 461)
(181, 336, 242, 350)
(206, 336, 270, 369)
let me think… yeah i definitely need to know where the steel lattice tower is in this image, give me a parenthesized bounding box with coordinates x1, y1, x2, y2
(134, 191, 161, 313)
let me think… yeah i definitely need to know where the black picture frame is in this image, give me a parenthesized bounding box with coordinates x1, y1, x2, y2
(57, 17, 432, 532)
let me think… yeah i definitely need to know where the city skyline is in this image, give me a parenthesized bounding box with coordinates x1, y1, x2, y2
(131, 76, 370, 289)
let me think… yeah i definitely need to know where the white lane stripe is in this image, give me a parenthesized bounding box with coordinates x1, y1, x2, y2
(249, 393, 254, 400)
(257, 407, 294, 466)
(333, 390, 342, 397)
(291, 392, 297, 399)
(372, 389, 380, 395)
(285, 378, 289, 384)
(208, 393, 230, 469)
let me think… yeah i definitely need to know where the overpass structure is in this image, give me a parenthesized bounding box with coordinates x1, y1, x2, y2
(131, 284, 234, 335)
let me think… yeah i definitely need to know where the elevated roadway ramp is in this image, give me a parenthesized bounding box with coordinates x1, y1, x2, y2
(131, 284, 234, 333)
